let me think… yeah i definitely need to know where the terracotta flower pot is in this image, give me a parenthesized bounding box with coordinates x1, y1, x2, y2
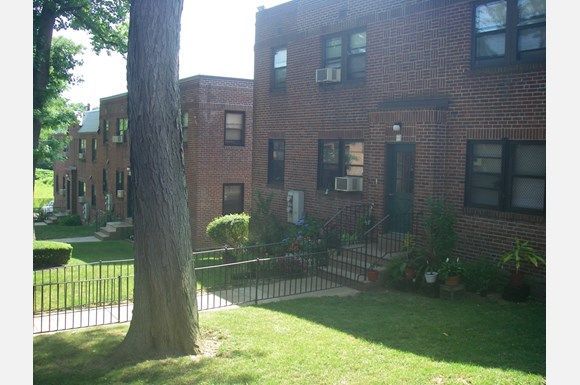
(445, 275, 460, 286)
(404, 266, 416, 280)
(368, 269, 379, 282)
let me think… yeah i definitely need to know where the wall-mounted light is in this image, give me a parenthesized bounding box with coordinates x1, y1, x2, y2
(393, 123, 402, 132)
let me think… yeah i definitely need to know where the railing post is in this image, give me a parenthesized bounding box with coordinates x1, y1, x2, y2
(99, 260, 102, 304)
(255, 258, 260, 305)
(117, 275, 122, 322)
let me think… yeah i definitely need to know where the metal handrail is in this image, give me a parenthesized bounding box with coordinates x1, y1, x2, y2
(322, 203, 372, 229)
(363, 214, 390, 238)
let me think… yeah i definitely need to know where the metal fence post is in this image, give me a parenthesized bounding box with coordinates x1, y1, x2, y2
(99, 260, 103, 303)
(117, 275, 122, 322)
(255, 258, 260, 305)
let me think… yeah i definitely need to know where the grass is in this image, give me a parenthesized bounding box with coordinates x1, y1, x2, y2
(34, 168, 54, 209)
(33, 241, 135, 313)
(35, 224, 98, 240)
(33, 290, 546, 385)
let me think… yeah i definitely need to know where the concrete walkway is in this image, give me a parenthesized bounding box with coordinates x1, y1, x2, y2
(46, 236, 101, 243)
(33, 279, 358, 334)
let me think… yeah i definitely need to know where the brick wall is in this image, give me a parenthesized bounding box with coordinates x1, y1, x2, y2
(253, 0, 546, 286)
(53, 75, 253, 250)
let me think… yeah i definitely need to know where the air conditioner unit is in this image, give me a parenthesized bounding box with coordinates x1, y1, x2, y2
(59, 188, 66, 196)
(78, 152, 85, 160)
(112, 135, 124, 143)
(316, 67, 341, 83)
(77, 196, 86, 203)
(335, 176, 363, 192)
(116, 189, 125, 198)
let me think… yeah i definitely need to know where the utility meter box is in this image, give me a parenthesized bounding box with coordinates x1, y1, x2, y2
(287, 190, 304, 224)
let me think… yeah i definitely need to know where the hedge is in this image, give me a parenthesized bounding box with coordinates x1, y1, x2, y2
(33, 241, 73, 270)
(206, 213, 250, 248)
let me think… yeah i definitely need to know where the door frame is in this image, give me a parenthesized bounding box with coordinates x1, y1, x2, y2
(384, 143, 416, 233)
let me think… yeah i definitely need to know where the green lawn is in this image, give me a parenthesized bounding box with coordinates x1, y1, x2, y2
(35, 224, 99, 240)
(33, 291, 546, 385)
(34, 241, 134, 313)
(34, 168, 54, 209)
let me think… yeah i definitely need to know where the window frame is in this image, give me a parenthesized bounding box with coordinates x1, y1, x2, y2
(102, 120, 109, 144)
(317, 139, 364, 191)
(78, 180, 86, 197)
(272, 46, 288, 90)
(471, 0, 545, 68)
(267, 139, 285, 186)
(322, 28, 367, 83)
(91, 184, 97, 206)
(116, 118, 128, 141)
(464, 139, 545, 215)
(115, 170, 125, 192)
(222, 183, 244, 215)
(224, 111, 245, 146)
(78, 138, 87, 156)
(102, 169, 108, 194)
(91, 138, 97, 162)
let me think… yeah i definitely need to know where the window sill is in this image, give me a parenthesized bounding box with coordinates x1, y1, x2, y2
(318, 78, 366, 90)
(470, 59, 545, 75)
(316, 189, 363, 200)
(266, 182, 285, 190)
(463, 206, 545, 224)
(224, 143, 245, 147)
(270, 87, 287, 95)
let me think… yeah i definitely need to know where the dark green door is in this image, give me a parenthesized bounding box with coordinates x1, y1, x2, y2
(385, 143, 415, 233)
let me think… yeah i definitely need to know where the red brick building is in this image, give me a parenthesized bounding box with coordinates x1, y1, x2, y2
(252, 0, 545, 285)
(54, 75, 253, 249)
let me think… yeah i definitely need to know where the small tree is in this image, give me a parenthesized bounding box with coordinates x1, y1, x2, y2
(422, 198, 456, 269)
(248, 192, 285, 245)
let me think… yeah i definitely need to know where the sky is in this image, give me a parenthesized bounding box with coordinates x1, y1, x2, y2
(56, 0, 289, 109)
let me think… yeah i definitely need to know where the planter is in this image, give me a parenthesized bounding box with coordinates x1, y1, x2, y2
(445, 275, 460, 286)
(509, 271, 525, 286)
(367, 269, 379, 282)
(404, 266, 416, 281)
(424, 271, 438, 284)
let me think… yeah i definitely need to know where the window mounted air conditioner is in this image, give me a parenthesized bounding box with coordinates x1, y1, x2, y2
(77, 196, 86, 203)
(316, 68, 341, 83)
(59, 188, 66, 196)
(335, 176, 363, 192)
(112, 135, 124, 143)
(78, 152, 85, 160)
(116, 189, 125, 198)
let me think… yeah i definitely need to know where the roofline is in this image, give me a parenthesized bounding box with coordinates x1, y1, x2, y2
(100, 74, 253, 102)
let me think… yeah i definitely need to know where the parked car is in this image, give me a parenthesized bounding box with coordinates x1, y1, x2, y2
(41, 201, 54, 215)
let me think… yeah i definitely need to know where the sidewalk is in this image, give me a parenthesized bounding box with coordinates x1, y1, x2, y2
(45, 236, 101, 243)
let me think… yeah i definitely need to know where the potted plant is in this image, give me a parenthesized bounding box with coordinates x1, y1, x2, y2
(422, 198, 456, 284)
(438, 257, 464, 286)
(367, 265, 380, 282)
(499, 239, 545, 302)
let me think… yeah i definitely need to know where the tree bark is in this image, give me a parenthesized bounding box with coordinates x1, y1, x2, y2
(33, 6, 56, 187)
(115, 0, 200, 359)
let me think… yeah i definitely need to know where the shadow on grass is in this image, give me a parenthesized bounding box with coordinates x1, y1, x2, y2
(33, 326, 258, 385)
(256, 290, 546, 376)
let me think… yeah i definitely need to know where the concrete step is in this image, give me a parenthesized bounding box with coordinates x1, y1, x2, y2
(317, 264, 377, 291)
(94, 231, 110, 240)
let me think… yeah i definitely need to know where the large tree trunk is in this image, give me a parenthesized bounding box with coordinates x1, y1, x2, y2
(33, 6, 56, 186)
(116, 0, 199, 359)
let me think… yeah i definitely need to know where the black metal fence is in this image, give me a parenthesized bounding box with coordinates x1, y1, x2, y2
(33, 249, 340, 334)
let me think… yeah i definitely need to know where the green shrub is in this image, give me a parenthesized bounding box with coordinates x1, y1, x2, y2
(58, 214, 82, 226)
(206, 213, 250, 249)
(422, 198, 456, 269)
(463, 259, 501, 295)
(249, 192, 286, 245)
(33, 241, 72, 269)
